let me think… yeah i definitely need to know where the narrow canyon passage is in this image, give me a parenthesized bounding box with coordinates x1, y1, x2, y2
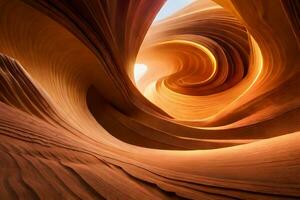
(0, 0, 300, 199)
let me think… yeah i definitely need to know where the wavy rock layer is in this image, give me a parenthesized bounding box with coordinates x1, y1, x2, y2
(0, 0, 300, 199)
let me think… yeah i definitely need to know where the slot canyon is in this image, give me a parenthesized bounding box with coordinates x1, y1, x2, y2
(0, 0, 300, 199)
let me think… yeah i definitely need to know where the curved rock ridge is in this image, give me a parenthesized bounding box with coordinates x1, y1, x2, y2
(0, 0, 300, 199)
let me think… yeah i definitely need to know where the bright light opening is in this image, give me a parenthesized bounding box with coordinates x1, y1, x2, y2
(134, 64, 148, 83)
(153, 0, 195, 22)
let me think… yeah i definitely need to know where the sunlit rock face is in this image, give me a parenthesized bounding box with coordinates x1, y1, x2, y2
(0, 0, 300, 199)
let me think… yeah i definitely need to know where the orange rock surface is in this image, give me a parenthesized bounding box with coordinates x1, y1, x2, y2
(0, 0, 300, 199)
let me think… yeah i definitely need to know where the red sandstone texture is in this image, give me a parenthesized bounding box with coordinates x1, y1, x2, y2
(0, 0, 300, 199)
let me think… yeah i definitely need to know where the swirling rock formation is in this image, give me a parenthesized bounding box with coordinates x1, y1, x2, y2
(0, 0, 300, 199)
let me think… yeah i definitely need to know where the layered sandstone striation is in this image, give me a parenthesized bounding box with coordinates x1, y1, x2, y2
(0, 0, 300, 199)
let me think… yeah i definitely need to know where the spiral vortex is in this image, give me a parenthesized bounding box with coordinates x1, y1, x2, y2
(0, 0, 300, 199)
